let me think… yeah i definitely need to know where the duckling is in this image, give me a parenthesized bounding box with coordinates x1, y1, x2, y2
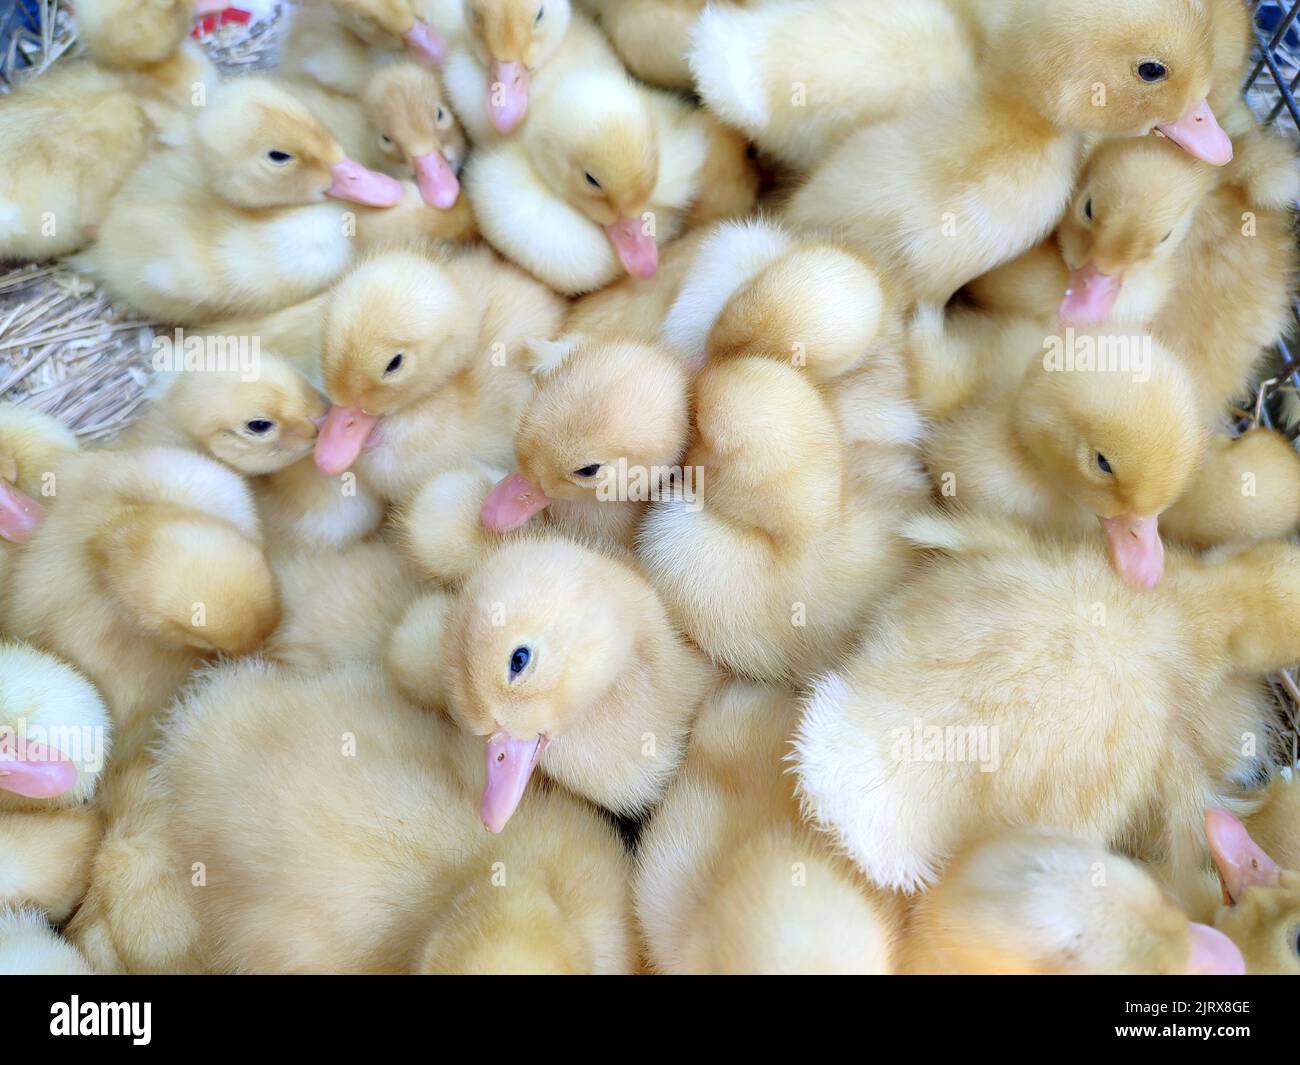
(445, 536, 715, 830)
(689, 0, 977, 172)
(364, 61, 467, 207)
(313, 245, 565, 503)
(74, 0, 194, 67)
(1161, 429, 1300, 550)
(1205, 809, 1300, 975)
(0, 404, 77, 573)
(83, 660, 635, 973)
(81, 76, 405, 324)
(635, 680, 901, 974)
(283, 0, 450, 96)
(1243, 769, 1300, 871)
(0, 643, 110, 923)
(578, 0, 705, 91)
(3, 447, 279, 752)
(465, 65, 757, 294)
(793, 511, 1298, 897)
(0, 909, 96, 976)
(902, 830, 1246, 975)
(784, 0, 1231, 305)
(638, 356, 919, 684)
(912, 312, 1203, 589)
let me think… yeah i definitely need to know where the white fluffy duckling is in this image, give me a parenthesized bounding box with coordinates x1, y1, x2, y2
(465, 64, 757, 294)
(0, 405, 78, 589)
(0, 909, 96, 975)
(283, 0, 450, 96)
(81, 76, 406, 324)
(313, 245, 564, 503)
(635, 680, 901, 974)
(3, 447, 279, 752)
(902, 830, 1245, 975)
(0, 643, 110, 923)
(443, 535, 716, 831)
(85, 660, 635, 973)
(793, 511, 1297, 898)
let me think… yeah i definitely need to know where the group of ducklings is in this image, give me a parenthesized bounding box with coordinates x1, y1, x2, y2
(1, 0, 1299, 975)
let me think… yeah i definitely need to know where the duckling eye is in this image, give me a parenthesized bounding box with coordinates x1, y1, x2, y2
(379, 134, 394, 148)
(536, 5, 544, 23)
(384, 353, 404, 376)
(1096, 452, 1113, 475)
(435, 106, 447, 125)
(1160, 229, 1173, 243)
(584, 171, 602, 190)
(573, 463, 601, 478)
(267, 150, 293, 165)
(1293, 928, 1300, 956)
(245, 419, 274, 435)
(1137, 61, 1167, 83)
(508, 645, 531, 679)
(1083, 197, 1093, 222)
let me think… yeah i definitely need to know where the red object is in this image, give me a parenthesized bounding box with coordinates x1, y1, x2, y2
(190, 7, 252, 39)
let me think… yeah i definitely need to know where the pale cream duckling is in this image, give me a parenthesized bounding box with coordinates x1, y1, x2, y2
(0, 405, 78, 598)
(81, 77, 406, 324)
(466, 64, 757, 294)
(635, 680, 901, 974)
(793, 511, 1298, 897)
(444, 536, 715, 831)
(0, 643, 110, 924)
(785, 0, 1232, 305)
(1205, 808, 1300, 975)
(902, 831, 1245, 975)
(83, 660, 634, 973)
(912, 313, 1203, 589)
(638, 356, 917, 684)
(3, 447, 279, 751)
(313, 245, 564, 504)
(578, 0, 706, 91)
(283, 0, 450, 96)
(1242, 769, 1300, 871)
(0, 909, 96, 976)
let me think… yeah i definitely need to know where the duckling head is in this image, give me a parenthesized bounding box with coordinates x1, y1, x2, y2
(0, 642, 110, 808)
(195, 78, 404, 208)
(481, 340, 689, 530)
(464, 0, 573, 133)
(1014, 333, 1202, 588)
(315, 251, 477, 476)
(93, 510, 280, 655)
(363, 62, 466, 208)
(1206, 808, 1300, 975)
(1015, 0, 1230, 165)
(0, 404, 77, 545)
(74, 0, 192, 68)
(336, 0, 449, 65)
(448, 538, 643, 832)
(159, 355, 327, 476)
(528, 69, 660, 278)
(1058, 137, 1215, 324)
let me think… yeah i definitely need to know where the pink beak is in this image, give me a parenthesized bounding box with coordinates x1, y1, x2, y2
(327, 159, 404, 207)
(0, 740, 78, 800)
(0, 479, 46, 543)
(404, 19, 448, 66)
(605, 216, 658, 279)
(414, 151, 460, 209)
(1183, 923, 1246, 975)
(1205, 807, 1283, 903)
(481, 471, 552, 531)
(1155, 98, 1233, 166)
(314, 405, 379, 476)
(1060, 264, 1120, 326)
(481, 730, 547, 833)
(488, 60, 530, 134)
(1099, 513, 1164, 589)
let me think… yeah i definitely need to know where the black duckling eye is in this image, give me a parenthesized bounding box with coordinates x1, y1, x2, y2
(509, 645, 531, 679)
(384, 353, 404, 376)
(536, 5, 544, 23)
(246, 419, 274, 435)
(379, 133, 394, 148)
(1137, 61, 1167, 83)
(436, 107, 446, 123)
(1083, 197, 1093, 221)
(1161, 229, 1173, 243)
(573, 463, 602, 478)
(584, 171, 602, 190)
(1097, 452, 1113, 475)
(267, 150, 293, 164)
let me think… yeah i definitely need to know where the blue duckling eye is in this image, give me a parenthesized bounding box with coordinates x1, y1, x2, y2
(509, 646, 531, 679)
